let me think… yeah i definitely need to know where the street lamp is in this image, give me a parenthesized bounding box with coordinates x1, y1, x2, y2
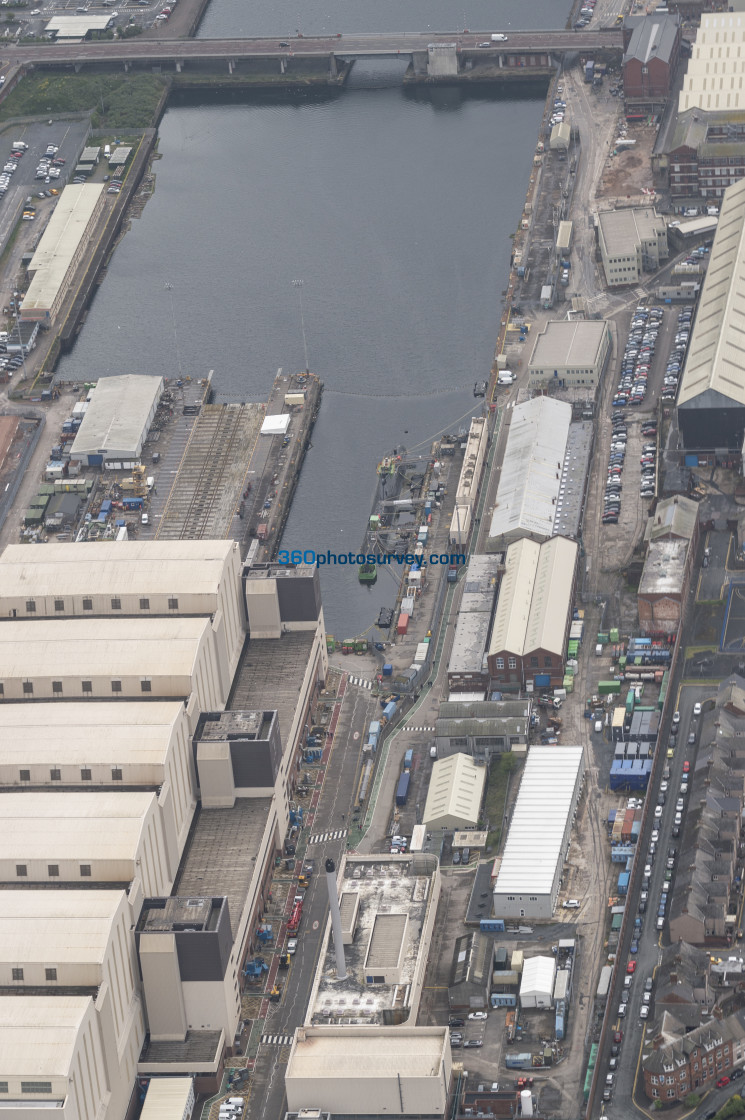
(292, 279, 310, 375)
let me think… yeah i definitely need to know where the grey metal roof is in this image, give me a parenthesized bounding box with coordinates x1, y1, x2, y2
(678, 177, 745, 410)
(529, 320, 608, 370)
(623, 13, 679, 66)
(70, 374, 163, 459)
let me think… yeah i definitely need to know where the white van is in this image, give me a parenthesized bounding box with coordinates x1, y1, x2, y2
(429, 746, 437, 759)
(497, 371, 515, 386)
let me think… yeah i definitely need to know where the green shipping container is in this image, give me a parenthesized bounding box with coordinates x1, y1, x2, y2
(597, 633, 609, 645)
(610, 628, 619, 642)
(598, 680, 621, 695)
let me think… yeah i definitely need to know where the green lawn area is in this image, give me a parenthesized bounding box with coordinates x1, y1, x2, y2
(0, 73, 168, 129)
(483, 753, 522, 853)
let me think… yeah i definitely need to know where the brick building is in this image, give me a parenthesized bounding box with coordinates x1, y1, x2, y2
(623, 14, 681, 114)
(642, 1011, 745, 1101)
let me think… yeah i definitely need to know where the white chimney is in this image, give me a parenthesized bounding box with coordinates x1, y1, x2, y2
(325, 857, 347, 981)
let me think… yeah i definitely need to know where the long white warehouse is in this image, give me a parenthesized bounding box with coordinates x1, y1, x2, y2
(493, 745, 585, 919)
(0, 701, 196, 855)
(0, 615, 230, 708)
(0, 539, 246, 688)
(0, 791, 176, 900)
(69, 375, 163, 465)
(21, 184, 105, 324)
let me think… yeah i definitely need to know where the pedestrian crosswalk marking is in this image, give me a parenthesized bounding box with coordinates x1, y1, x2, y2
(405, 726, 435, 733)
(308, 828, 348, 845)
(261, 1033, 294, 1046)
(347, 675, 373, 690)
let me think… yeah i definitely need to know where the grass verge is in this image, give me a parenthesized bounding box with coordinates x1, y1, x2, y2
(0, 73, 168, 129)
(483, 753, 522, 853)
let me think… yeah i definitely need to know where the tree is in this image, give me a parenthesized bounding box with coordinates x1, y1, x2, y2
(684, 1094, 701, 1109)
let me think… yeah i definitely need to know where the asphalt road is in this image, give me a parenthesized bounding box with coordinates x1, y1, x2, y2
(603, 686, 718, 1118)
(1, 28, 623, 65)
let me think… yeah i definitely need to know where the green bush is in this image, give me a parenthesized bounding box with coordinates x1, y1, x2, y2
(684, 1094, 702, 1109)
(0, 73, 168, 129)
(715, 1094, 745, 1120)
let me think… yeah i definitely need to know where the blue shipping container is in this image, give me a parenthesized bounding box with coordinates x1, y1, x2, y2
(383, 701, 397, 721)
(491, 992, 517, 1007)
(396, 771, 410, 806)
(382, 664, 393, 677)
(617, 872, 630, 895)
(685, 454, 699, 467)
(480, 919, 505, 933)
(535, 674, 551, 687)
(404, 749, 413, 771)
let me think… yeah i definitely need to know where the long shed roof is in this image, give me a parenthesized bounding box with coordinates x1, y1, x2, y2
(0, 791, 156, 862)
(678, 177, 745, 409)
(23, 185, 103, 314)
(488, 536, 578, 659)
(488, 397, 572, 543)
(0, 890, 125, 966)
(494, 745, 584, 896)
(70, 374, 163, 459)
(422, 753, 486, 828)
(0, 995, 93, 1078)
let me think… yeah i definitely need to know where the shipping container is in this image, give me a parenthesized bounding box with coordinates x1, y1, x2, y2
(617, 871, 630, 895)
(598, 680, 622, 695)
(395, 771, 411, 806)
(480, 918, 506, 933)
(397, 612, 410, 635)
(404, 748, 414, 771)
(596, 964, 613, 1000)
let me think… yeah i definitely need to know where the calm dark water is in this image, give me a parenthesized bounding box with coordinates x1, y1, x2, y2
(56, 60, 549, 634)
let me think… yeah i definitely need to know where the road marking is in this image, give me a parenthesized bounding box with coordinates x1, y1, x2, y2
(308, 828, 348, 845)
(405, 725, 435, 733)
(261, 1033, 294, 1046)
(347, 674, 373, 690)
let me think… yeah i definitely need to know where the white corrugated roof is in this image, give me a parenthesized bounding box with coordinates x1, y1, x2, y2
(488, 536, 578, 659)
(288, 1029, 447, 1078)
(70, 374, 163, 458)
(422, 753, 486, 828)
(679, 14, 745, 111)
(23, 185, 104, 313)
(520, 955, 556, 998)
(678, 177, 745, 409)
(0, 700, 184, 766)
(0, 995, 92, 1079)
(0, 890, 125, 965)
(0, 539, 236, 599)
(0, 615, 210, 678)
(0, 791, 155, 862)
(488, 398, 572, 543)
(141, 1079, 194, 1120)
(494, 746, 584, 896)
(46, 13, 113, 33)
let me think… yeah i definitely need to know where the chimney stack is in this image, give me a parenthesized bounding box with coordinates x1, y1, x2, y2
(325, 857, 347, 981)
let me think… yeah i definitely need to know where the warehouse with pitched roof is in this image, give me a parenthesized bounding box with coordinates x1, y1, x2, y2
(677, 177, 745, 449)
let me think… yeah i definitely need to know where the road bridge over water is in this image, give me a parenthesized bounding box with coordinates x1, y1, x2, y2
(4, 29, 624, 81)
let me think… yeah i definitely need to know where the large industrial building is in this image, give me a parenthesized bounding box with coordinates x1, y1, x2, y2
(486, 535, 579, 690)
(527, 320, 612, 391)
(284, 854, 448, 1117)
(623, 13, 681, 114)
(487, 398, 592, 550)
(435, 698, 531, 760)
(679, 14, 745, 113)
(69, 375, 164, 466)
(493, 746, 585, 919)
(0, 541, 330, 1117)
(677, 177, 745, 449)
(20, 184, 105, 324)
(597, 207, 669, 287)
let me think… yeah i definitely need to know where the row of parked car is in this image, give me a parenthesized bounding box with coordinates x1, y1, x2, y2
(612, 304, 664, 409)
(660, 305, 694, 404)
(575, 0, 596, 26)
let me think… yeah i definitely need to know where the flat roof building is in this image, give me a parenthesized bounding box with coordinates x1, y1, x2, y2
(0, 615, 230, 709)
(677, 177, 745, 448)
(45, 13, 115, 34)
(422, 753, 486, 831)
(487, 398, 572, 548)
(527, 320, 611, 391)
(487, 536, 579, 691)
(69, 375, 164, 465)
(306, 854, 441, 1028)
(451, 416, 488, 547)
(0, 700, 196, 854)
(493, 746, 585, 919)
(0, 791, 176, 900)
(0, 539, 246, 687)
(21, 185, 105, 324)
(285, 1026, 452, 1117)
(597, 207, 669, 286)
